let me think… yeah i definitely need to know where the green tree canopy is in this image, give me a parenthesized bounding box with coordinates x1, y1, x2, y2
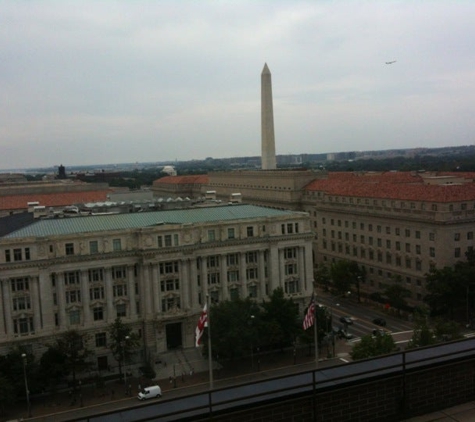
(350, 333, 397, 360)
(407, 309, 436, 349)
(383, 283, 411, 315)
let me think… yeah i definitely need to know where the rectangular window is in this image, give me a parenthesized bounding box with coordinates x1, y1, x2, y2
(88, 269, 104, 282)
(429, 233, 435, 241)
(287, 223, 293, 234)
(395, 228, 400, 236)
(455, 248, 461, 258)
(284, 278, 299, 294)
(164, 235, 172, 247)
(65, 243, 74, 256)
(227, 270, 239, 282)
(113, 239, 122, 251)
(415, 231, 421, 239)
(14, 248, 22, 261)
(285, 263, 297, 275)
(246, 268, 258, 280)
(454, 233, 461, 241)
(246, 252, 258, 264)
(386, 240, 391, 248)
(227, 228, 235, 239)
(113, 284, 128, 297)
(284, 248, 297, 259)
(13, 317, 34, 335)
(90, 287, 105, 300)
(112, 266, 127, 280)
(416, 245, 421, 255)
(65, 271, 80, 285)
(247, 226, 254, 237)
(24, 248, 30, 260)
(95, 332, 107, 348)
(173, 234, 179, 246)
(13, 296, 31, 311)
(405, 229, 410, 237)
(5, 250, 11, 262)
(89, 241, 99, 254)
(93, 307, 104, 321)
(66, 290, 81, 304)
(116, 303, 126, 318)
(405, 243, 411, 253)
(468, 232, 474, 240)
(430, 247, 435, 258)
(69, 310, 80, 325)
(208, 230, 216, 241)
(226, 253, 239, 266)
(157, 236, 163, 248)
(11, 278, 29, 292)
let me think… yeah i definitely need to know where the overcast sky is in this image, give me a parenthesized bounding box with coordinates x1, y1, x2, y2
(1, 1, 474, 170)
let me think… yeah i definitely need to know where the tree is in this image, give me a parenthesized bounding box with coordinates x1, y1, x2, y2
(383, 283, 411, 315)
(0, 375, 16, 417)
(108, 318, 141, 381)
(407, 309, 436, 349)
(261, 287, 299, 351)
(54, 330, 94, 387)
(39, 347, 68, 393)
(351, 333, 397, 360)
(314, 264, 331, 292)
(330, 260, 353, 295)
(208, 297, 262, 361)
(433, 318, 463, 342)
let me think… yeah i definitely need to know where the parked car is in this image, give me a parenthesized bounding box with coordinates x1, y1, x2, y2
(372, 329, 385, 337)
(138, 385, 162, 400)
(338, 329, 354, 340)
(340, 316, 353, 325)
(372, 317, 386, 327)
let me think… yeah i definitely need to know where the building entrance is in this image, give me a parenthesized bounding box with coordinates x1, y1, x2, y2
(166, 322, 182, 350)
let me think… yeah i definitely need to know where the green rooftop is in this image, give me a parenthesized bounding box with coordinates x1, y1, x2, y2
(4, 205, 302, 239)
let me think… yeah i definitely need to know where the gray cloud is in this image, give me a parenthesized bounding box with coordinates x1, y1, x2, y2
(1, 1, 474, 169)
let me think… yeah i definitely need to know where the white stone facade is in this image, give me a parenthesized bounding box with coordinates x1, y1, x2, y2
(0, 206, 313, 370)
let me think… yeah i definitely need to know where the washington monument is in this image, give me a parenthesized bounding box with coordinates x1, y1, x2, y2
(261, 63, 277, 170)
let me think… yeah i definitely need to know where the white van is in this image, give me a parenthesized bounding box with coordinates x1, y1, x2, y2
(137, 385, 162, 400)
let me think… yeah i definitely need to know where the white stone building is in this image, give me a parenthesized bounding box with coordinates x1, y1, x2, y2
(0, 204, 313, 370)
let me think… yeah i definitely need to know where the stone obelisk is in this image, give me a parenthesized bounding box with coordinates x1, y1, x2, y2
(261, 63, 277, 170)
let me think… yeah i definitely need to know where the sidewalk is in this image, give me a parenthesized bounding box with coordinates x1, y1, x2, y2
(4, 347, 321, 421)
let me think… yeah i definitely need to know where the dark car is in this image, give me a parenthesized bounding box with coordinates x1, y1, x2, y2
(372, 328, 385, 336)
(372, 317, 386, 327)
(340, 316, 353, 325)
(338, 329, 354, 340)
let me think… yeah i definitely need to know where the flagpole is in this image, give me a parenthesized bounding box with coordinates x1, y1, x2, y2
(206, 294, 214, 389)
(314, 298, 318, 368)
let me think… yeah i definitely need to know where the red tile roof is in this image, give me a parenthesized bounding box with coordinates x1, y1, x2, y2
(305, 172, 475, 202)
(153, 175, 209, 185)
(0, 190, 111, 211)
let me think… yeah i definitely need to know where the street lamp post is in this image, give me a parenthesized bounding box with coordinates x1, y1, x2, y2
(250, 315, 255, 370)
(122, 335, 130, 395)
(21, 353, 31, 417)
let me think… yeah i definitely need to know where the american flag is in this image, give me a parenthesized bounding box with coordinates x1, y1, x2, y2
(303, 293, 316, 330)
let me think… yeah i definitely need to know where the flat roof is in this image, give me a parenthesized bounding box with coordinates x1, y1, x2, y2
(4, 204, 301, 239)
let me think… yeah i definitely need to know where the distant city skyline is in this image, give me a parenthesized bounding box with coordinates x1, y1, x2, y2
(1, 1, 475, 170)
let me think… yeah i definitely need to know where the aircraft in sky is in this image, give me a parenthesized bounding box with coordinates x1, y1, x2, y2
(385, 60, 397, 64)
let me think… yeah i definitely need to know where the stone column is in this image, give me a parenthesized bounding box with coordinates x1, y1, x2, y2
(298, 247, 305, 293)
(180, 259, 190, 310)
(304, 242, 314, 294)
(152, 264, 160, 315)
(142, 264, 153, 318)
(38, 270, 55, 332)
(240, 252, 248, 298)
(189, 258, 199, 310)
(127, 265, 137, 318)
(80, 270, 91, 325)
(268, 244, 279, 293)
(220, 255, 228, 301)
(279, 249, 285, 289)
(30, 276, 42, 332)
(105, 267, 115, 322)
(2, 280, 13, 336)
(258, 250, 267, 299)
(200, 257, 208, 303)
(0, 279, 7, 336)
(57, 272, 67, 329)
